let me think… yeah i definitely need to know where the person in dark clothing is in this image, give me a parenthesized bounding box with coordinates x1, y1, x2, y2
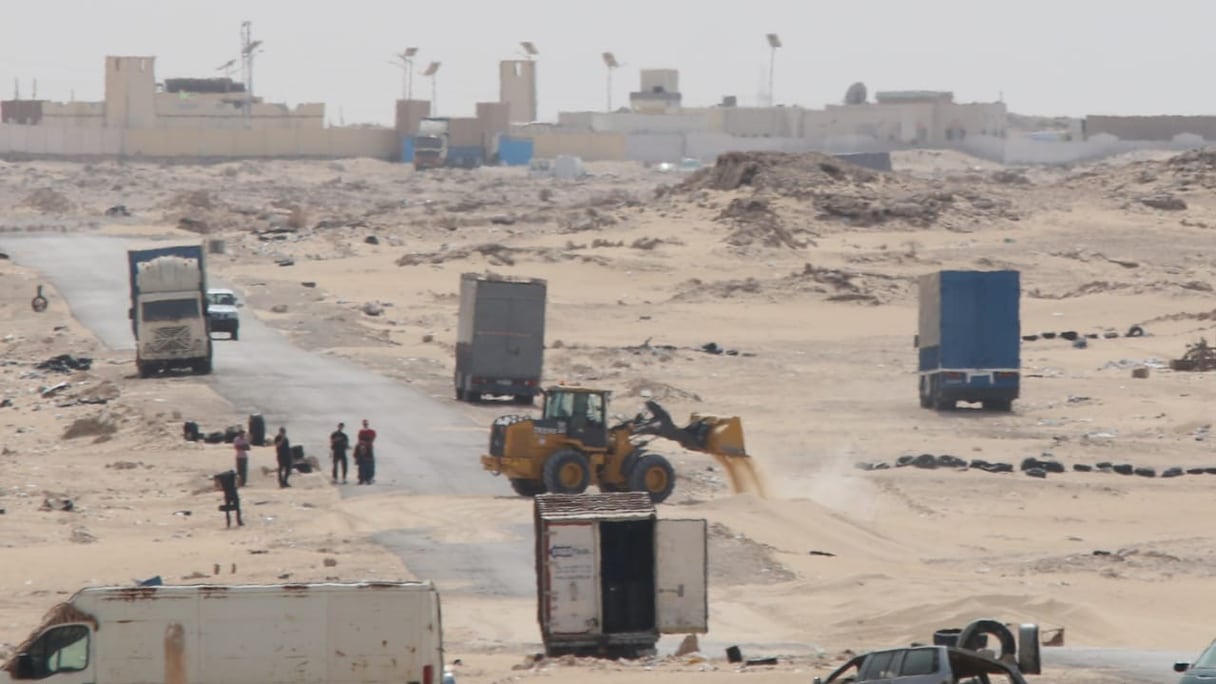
(330, 422, 350, 484)
(273, 427, 292, 488)
(355, 418, 376, 485)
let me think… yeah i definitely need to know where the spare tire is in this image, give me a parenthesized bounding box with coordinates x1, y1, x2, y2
(1127, 325, 1145, 337)
(248, 414, 266, 447)
(957, 619, 1017, 660)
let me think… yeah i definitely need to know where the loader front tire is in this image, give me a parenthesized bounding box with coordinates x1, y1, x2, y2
(628, 453, 676, 504)
(543, 449, 591, 495)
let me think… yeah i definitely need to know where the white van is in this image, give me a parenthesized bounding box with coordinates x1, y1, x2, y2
(0, 581, 450, 684)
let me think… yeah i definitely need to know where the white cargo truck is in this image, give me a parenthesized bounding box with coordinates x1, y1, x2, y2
(0, 581, 450, 684)
(127, 244, 213, 377)
(533, 492, 707, 657)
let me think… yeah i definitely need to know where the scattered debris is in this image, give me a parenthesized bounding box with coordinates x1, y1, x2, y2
(104, 205, 132, 217)
(40, 496, 75, 512)
(36, 354, 92, 373)
(1139, 193, 1187, 211)
(276, 258, 295, 267)
(1170, 338, 1216, 371)
(62, 412, 118, 440)
(361, 302, 384, 317)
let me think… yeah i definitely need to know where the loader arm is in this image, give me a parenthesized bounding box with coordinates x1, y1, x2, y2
(628, 400, 765, 497)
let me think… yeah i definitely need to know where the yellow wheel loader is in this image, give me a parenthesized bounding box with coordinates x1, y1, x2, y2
(480, 385, 764, 503)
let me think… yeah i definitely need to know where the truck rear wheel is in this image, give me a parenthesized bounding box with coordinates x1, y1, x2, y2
(137, 361, 153, 379)
(509, 478, 546, 497)
(195, 359, 213, 375)
(983, 399, 1013, 412)
(513, 394, 534, 406)
(542, 449, 591, 494)
(628, 453, 676, 504)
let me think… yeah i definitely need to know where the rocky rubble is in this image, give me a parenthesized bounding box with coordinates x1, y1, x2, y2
(668, 151, 1021, 243)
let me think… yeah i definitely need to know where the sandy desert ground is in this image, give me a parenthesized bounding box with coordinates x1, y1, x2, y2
(3, 147, 1216, 682)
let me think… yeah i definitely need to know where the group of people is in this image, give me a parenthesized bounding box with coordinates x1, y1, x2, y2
(329, 419, 377, 485)
(228, 419, 378, 488)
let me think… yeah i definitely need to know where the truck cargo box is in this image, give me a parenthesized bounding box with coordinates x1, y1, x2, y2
(917, 270, 1020, 411)
(455, 272, 546, 403)
(534, 492, 707, 657)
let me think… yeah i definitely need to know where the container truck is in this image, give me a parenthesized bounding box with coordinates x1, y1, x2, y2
(534, 492, 708, 658)
(454, 272, 546, 404)
(0, 581, 452, 684)
(127, 244, 213, 378)
(916, 270, 1020, 411)
(414, 118, 450, 170)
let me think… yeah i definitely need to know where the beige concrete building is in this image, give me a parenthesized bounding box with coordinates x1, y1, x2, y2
(499, 59, 537, 123)
(630, 69, 681, 114)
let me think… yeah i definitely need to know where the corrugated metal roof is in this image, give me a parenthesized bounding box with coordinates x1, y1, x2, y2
(535, 492, 655, 521)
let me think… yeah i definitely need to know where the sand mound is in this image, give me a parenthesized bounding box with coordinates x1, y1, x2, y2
(20, 188, 75, 214)
(680, 151, 878, 195)
(672, 262, 910, 305)
(669, 151, 1018, 238)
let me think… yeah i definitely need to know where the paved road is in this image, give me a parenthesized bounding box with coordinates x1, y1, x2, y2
(1, 234, 533, 596)
(2, 234, 1200, 675)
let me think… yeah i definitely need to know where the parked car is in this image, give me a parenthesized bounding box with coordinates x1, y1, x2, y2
(816, 645, 1029, 684)
(1175, 640, 1216, 683)
(205, 287, 241, 340)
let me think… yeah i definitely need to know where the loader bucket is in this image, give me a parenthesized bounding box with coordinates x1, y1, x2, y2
(698, 416, 767, 498)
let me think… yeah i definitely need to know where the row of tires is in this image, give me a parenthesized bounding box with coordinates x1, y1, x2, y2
(1022, 324, 1144, 342)
(510, 449, 677, 503)
(856, 452, 1216, 479)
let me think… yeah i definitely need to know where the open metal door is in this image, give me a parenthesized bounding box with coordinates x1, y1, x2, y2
(654, 518, 708, 634)
(544, 522, 600, 636)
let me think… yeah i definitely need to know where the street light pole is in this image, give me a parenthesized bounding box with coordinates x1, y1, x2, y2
(766, 33, 782, 107)
(602, 52, 620, 112)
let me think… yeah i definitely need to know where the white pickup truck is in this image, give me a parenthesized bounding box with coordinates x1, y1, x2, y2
(0, 582, 453, 684)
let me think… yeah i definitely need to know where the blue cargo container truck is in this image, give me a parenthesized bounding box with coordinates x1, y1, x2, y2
(916, 270, 1020, 411)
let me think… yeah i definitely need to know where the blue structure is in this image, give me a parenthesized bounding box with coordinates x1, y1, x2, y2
(916, 270, 1020, 411)
(498, 137, 534, 166)
(401, 137, 415, 163)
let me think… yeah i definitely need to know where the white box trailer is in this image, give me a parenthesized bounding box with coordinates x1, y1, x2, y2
(534, 492, 707, 657)
(0, 581, 448, 684)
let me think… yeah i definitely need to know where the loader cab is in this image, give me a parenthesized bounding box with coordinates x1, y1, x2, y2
(542, 387, 608, 448)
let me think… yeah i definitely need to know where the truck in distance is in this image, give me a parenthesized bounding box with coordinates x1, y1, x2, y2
(454, 272, 546, 404)
(127, 244, 213, 378)
(205, 288, 240, 340)
(414, 117, 450, 170)
(916, 270, 1020, 411)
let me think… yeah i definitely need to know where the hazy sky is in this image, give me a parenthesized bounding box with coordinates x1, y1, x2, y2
(2, 1, 1213, 126)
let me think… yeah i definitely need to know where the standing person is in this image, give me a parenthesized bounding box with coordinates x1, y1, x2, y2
(330, 422, 350, 484)
(233, 428, 251, 487)
(356, 419, 377, 485)
(273, 427, 292, 488)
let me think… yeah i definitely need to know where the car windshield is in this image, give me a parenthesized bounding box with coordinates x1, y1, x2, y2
(1195, 642, 1216, 668)
(208, 292, 236, 306)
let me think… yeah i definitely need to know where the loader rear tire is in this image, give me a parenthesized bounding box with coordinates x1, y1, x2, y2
(628, 454, 676, 504)
(510, 478, 546, 497)
(543, 449, 591, 494)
